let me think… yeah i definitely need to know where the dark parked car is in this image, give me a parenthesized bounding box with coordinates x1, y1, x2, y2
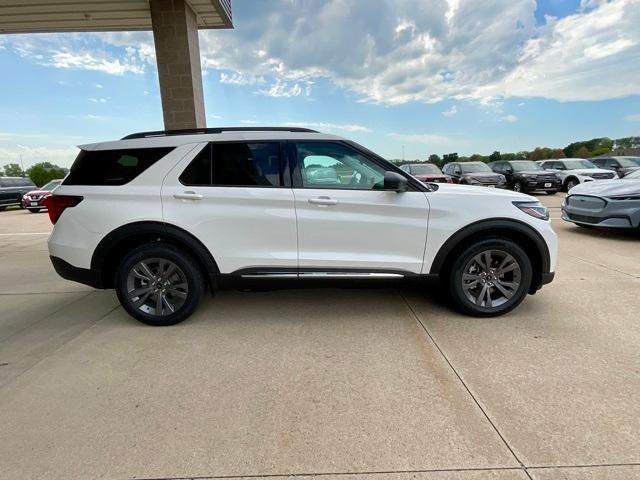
(0, 177, 36, 211)
(21, 179, 63, 213)
(590, 156, 640, 178)
(400, 163, 452, 183)
(442, 161, 506, 187)
(488, 160, 561, 194)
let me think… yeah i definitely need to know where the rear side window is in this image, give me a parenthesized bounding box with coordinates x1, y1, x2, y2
(64, 148, 174, 186)
(180, 142, 282, 187)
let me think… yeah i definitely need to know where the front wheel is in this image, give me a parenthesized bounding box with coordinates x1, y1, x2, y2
(115, 243, 204, 326)
(512, 181, 524, 193)
(0, 206, 6, 212)
(27, 208, 41, 213)
(448, 238, 533, 317)
(545, 190, 558, 195)
(565, 178, 579, 191)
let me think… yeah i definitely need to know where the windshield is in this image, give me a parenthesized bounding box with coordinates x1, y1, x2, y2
(625, 169, 640, 179)
(41, 180, 62, 191)
(411, 164, 441, 175)
(617, 157, 640, 167)
(563, 159, 596, 170)
(510, 161, 543, 172)
(460, 162, 492, 173)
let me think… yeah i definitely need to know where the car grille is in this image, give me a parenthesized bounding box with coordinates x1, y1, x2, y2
(591, 172, 615, 179)
(568, 213, 601, 224)
(29, 195, 42, 200)
(431, 178, 447, 183)
(566, 195, 606, 209)
(537, 174, 559, 181)
(477, 176, 502, 184)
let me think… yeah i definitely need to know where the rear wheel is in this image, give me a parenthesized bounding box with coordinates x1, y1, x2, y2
(448, 238, 533, 317)
(115, 243, 204, 326)
(27, 208, 41, 213)
(565, 178, 579, 191)
(0, 206, 6, 212)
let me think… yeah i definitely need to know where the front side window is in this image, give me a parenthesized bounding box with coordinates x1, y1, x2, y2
(511, 161, 543, 172)
(180, 142, 282, 187)
(460, 162, 492, 174)
(410, 164, 441, 175)
(65, 148, 174, 186)
(296, 142, 385, 190)
(563, 159, 596, 169)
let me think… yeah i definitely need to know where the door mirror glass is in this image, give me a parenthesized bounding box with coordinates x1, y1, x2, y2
(384, 171, 408, 192)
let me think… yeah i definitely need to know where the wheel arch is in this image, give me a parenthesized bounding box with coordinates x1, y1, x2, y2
(563, 175, 580, 190)
(91, 221, 219, 289)
(429, 218, 550, 293)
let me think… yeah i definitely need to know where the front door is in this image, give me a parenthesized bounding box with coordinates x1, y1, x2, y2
(290, 142, 429, 274)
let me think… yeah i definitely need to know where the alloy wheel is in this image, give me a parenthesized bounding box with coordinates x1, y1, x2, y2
(126, 257, 188, 316)
(461, 249, 522, 308)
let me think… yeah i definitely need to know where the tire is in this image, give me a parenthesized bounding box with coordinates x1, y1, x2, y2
(512, 181, 524, 193)
(27, 208, 41, 213)
(545, 190, 558, 195)
(0, 206, 6, 212)
(115, 243, 205, 326)
(565, 178, 578, 191)
(448, 238, 533, 317)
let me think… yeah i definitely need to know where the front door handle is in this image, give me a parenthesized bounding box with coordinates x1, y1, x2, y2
(308, 196, 338, 206)
(174, 191, 203, 201)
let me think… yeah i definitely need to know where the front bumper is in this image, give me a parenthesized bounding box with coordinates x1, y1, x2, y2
(561, 195, 640, 229)
(21, 196, 47, 208)
(522, 178, 562, 191)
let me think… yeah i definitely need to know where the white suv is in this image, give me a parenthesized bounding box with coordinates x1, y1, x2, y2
(537, 158, 616, 191)
(45, 127, 557, 325)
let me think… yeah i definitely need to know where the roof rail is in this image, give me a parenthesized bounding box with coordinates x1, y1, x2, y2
(121, 126, 319, 140)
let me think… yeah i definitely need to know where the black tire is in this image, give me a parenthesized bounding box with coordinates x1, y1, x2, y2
(512, 181, 524, 193)
(448, 238, 533, 317)
(545, 190, 558, 195)
(27, 208, 41, 213)
(0, 206, 6, 212)
(564, 178, 578, 191)
(115, 243, 204, 326)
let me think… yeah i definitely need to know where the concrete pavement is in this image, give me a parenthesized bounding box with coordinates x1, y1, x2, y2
(0, 197, 639, 480)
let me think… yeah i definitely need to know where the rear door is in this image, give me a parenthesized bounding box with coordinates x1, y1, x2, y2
(161, 141, 298, 274)
(290, 141, 429, 274)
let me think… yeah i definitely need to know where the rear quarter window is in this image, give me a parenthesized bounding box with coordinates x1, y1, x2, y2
(64, 147, 174, 186)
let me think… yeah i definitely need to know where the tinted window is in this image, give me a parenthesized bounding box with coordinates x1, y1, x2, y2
(64, 148, 173, 186)
(296, 142, 385, 190)
(180, 142, 282, 187)
(511, 161, 543, 172)
(460, 162, 492, 173)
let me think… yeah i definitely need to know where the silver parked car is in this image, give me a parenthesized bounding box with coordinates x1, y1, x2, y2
(561, 169, 640, 229)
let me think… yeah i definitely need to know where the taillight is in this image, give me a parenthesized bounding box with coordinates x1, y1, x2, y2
(42, 195, 83, 224)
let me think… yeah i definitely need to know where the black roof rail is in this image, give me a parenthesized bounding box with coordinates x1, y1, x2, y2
(121, 126, 319, 140)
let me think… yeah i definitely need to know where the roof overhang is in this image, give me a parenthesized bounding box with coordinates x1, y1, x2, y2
(0, 0, 232, 34)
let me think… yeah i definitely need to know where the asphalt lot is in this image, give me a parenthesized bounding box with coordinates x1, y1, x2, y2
(0, 194, 639, 480)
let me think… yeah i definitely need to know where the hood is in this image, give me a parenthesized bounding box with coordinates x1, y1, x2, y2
(516, 170, 556, 176)
(24, 189, 53, 196)
(464, 172, 501, 178)
(435, 182, 535, 200)
(569, 179, 640, 197)
(414, 173, 449, 180)
(566, 168, 612, 175)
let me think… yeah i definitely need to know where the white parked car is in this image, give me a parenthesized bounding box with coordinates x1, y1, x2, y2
(45, 127, 557, 325)
(537, 158, 616, 191)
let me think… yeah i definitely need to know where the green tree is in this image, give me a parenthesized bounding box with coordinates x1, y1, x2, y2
(575, 146, 590, 158)
(428, 154, 441, 166)
(26, 162, 66, 187)
(614, 136, 640, 150)
(3, 163, 24, 177)
(488, 151, 501, 162)
(550, 149, 565, 159)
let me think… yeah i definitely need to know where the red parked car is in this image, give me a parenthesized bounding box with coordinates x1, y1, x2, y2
(21, 179, 63, 213)
(399, 163, 452, 183)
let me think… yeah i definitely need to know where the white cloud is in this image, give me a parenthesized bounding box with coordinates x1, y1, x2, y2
(442, 105, 457, 117)
(0, 145, 78, 169)
(95, 84, 103, 89)
(285, 122, 372, 133)
(3, 0, 639, 104)
(207, 114, 223, 120)
(387, 132, 453, 144)
(239, 119, 258, 124)
(89, 97, 108, 103)
(500, 114, 518, 123)
(625, 113, 640, 121)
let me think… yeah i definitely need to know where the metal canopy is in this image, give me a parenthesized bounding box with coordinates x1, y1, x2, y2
(0, 0, 232, 33)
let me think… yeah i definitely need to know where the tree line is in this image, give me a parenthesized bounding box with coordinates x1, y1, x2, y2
(1, 162, 67, 187)
(393, 136, 640, 168)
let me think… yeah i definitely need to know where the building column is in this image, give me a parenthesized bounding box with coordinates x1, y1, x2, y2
(150, 0, 206, 130)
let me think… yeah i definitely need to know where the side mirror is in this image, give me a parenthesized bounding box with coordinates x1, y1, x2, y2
(384, 171, 408, 192)
(505, 167, 513, 174)
(454, 168, 461, 175)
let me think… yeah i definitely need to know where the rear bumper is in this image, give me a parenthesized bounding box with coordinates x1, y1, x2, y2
(50, 256, 105, 289)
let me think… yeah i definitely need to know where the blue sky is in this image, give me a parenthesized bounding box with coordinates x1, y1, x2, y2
(0, 0, 639, 168)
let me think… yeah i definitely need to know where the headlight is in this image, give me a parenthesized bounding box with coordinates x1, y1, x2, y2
(513, 201, 549, 220)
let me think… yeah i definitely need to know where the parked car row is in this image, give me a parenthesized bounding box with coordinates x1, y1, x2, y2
(0, 176, 63, 212)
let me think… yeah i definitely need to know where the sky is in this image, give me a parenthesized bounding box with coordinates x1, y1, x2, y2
(0, 0, 639, 169)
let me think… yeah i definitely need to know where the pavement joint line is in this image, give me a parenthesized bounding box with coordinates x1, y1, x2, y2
(0, 232, 50, 236)
(0, 290, 94, 344)
(527, 462, 640, 470)
(568, 254, 638, 278)
(133, 466, 527, 480)
(0, 290, 92, 295)
(0, 303, 121, 389)
(398, 292, 533, 480)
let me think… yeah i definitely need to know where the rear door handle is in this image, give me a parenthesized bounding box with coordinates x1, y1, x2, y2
(308, 196, 338, 206)
(174, 191, 203, 201)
